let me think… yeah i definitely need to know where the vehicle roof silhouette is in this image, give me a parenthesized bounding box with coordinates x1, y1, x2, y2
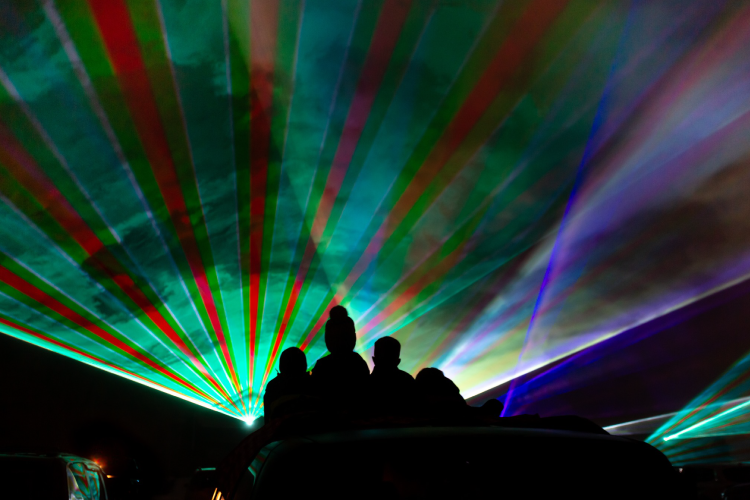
(228, 424, 679, 500)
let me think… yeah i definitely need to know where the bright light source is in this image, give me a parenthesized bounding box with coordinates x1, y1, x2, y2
(243, 416, 256, 425)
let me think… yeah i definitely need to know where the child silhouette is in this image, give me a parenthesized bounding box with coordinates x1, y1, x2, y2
(311, 306, 369, 410)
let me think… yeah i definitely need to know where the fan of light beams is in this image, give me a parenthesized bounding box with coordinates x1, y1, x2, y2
(1, 0, 750, 421)
(647, 350, 750, 464)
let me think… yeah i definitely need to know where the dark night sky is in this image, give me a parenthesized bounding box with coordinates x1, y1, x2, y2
(0, 332, 249, 490)
(468, 275, 750, 431)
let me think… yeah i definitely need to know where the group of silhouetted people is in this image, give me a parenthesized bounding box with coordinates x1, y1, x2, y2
(263, 305, 503, 421)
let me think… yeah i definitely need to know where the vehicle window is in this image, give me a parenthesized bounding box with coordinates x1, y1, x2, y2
(0, 456, 67, 500)
(248, 441, 282, 481)
(67, 463, 106, 500)
(724, 467, 750, 483)
(92, 470, 107, 500)
(233, 441, 283, 499)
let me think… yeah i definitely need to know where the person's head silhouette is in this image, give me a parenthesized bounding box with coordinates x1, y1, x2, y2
(279, 347, 307, 376)
(324, 305, 356, 354)
(373, 336, 401, 369)
(415, 367, 461, 398)
(480, 398, 504, 417)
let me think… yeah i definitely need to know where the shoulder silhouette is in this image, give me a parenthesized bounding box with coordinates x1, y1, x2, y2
(414, 367, 467, 416)
(311, 306, 369, 410)
(263, 347, 312, 419)
(368, 336, 414, 415)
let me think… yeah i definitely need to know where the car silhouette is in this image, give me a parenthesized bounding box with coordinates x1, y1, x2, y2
(219, 415, 682, 500)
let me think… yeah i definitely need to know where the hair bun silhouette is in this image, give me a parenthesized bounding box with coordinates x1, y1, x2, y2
(329, 305, 348, 320)
(325, 306, 356, 354)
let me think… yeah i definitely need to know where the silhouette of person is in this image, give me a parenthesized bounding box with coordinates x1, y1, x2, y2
(368, 336, 414, 415)
(414, 367, 467, 416)
(311, 306, 369, 410)
(477, 398, 504, 418)
(263, 347, 312, 420)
